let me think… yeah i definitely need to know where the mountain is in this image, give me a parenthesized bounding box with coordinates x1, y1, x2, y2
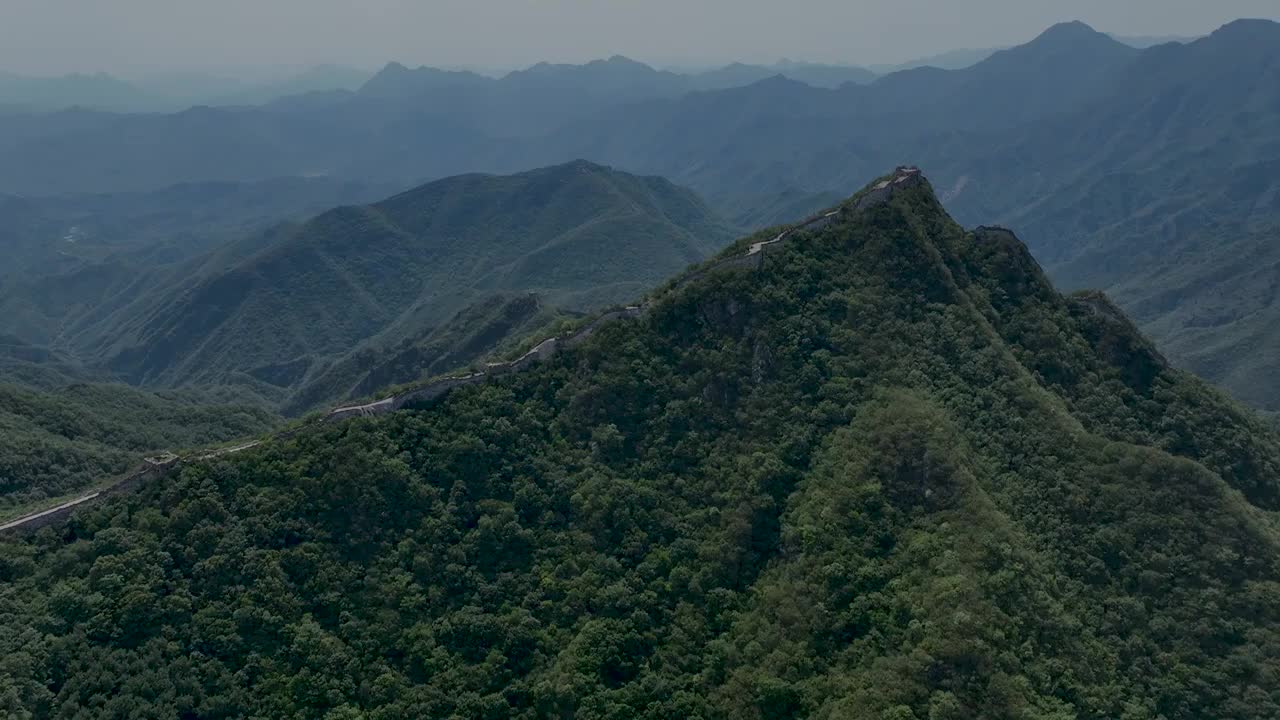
(720, 187, 846, 229)
(1111, 32, 1200, 48)
(358, 62, 491, 98)
(927, 18, 1280, 409)
(0, 176, 398, 280)
(0, 71, 159, 112)
(926, 21, 1139, 127)
(283, 292, 571, 415)
(504, 55, 691, 98)
(694, 60, 877, 89)
(869, 46, 1002, 73)
(0, 381, 276, 515)
(531, 21, 1144, 194)
(0, 52, 879, 195)
(96, 161, 734, 393)
(207, 65, 374, 106)
(867, 28, 1193, 75)
(0, 66, 376, 113)
(3, 170, 1278, 718)
(0, 335, 100, 391)
(517, 19, 1280, 410)
(4, 21, 1280, 408)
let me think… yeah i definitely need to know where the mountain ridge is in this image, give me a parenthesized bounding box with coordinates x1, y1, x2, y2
(3, 166, 1278, 719)
(94, 161, 735, 394)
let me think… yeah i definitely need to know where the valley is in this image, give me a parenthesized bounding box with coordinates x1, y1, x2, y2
(0, 169, 898, 535)
(6, 21, 1280, 411)
(3, 10, 1280, 718)
(4, 166, 1278, 718)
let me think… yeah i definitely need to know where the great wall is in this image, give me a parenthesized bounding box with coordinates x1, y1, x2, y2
(0, 167, 925, 537)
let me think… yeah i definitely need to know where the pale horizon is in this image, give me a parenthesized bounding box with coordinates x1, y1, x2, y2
(1, 0, 1277, 78)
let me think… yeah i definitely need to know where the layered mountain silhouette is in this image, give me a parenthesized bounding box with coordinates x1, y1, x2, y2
(3, 170, 1277, 718)
(4, 18, 1280, 409)
(86, 161, 733, 393)
(0, 65, 374, 113)
(0, 176, 395, 280)
(282, 292, 569, 415)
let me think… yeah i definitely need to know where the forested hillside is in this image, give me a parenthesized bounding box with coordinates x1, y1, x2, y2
(532, 20, 1280, 411)
(92, 161, 733, 394)
(0, 382, 276, 515)
(0, 162, 734, 413)
(3, 172, 1276, 719)
(283, 292, 572, 415)
(0, 177, 396, 280)
(7, 22, 1276, 410)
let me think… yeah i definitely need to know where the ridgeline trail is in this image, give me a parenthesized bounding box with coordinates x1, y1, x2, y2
(0, 167, 924, 536)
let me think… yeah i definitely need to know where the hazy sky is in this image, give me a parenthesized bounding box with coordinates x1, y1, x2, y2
(2, 0, 1277, 76)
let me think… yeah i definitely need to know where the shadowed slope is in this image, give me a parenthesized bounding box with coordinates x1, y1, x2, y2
(2, 170, 1277, 718)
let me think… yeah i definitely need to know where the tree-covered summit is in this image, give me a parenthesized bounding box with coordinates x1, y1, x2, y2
(2, 171, 1277, 719)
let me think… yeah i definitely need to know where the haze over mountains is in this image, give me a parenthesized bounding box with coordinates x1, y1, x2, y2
(0, 65, 375, 113)
(5, 8, 1280, 716)
(3, 18, 1278, 412)
(0, 28, 1197, 115)
(0, 55, 883, 116)
(4, 169, 1279, 718)
(0, 162, 734, 410)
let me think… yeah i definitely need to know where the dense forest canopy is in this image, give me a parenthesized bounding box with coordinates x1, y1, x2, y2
(0, 383, 278, 515)
(1, 173, 1278, 719)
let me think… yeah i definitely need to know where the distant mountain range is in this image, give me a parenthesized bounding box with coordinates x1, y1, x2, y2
(867, 31, 1196, 73)
(6, 168, 1279, 719)
(0, 65, 374, 113)
(0, 162, 736, 411)
(1, 28, 1188, 115)
(0, 176, 399, 280)
(0, 55, 879, 115)
(1, 19, 1279, 412)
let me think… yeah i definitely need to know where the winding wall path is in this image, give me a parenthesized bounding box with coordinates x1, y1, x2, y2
(0, 167, 923, 537)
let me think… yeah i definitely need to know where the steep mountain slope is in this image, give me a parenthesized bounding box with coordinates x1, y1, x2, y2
(527, 20, 1280, 410)
(0, 382, 276, 514)
(282, 292, 571, 415)
(930, 19, 1280, 409)
(99, 161, 734, 391)
(0, 176, 396, 280)
(2, 171, 1277, 718)
(693, 60, 877, 89)
(531, 22, 1143, 196)
(4, 21, 1280, 407)
(0, 336, 100, 391)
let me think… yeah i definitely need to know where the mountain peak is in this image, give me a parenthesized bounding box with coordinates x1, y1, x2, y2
(604, 55, 645, 66)
(552, 158, 614, 175)
(1041, 20, 1099, 35)
(1023, 20, 1124, 50)
(746, 74, 812, 91)
(970, 19, 1137, 78)
(851, 166, 928, 201)
(1209, 17, 1280, 41)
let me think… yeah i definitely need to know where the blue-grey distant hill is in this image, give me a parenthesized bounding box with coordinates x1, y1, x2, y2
(0, 161, 735, 411)
(2, 20, 1279, 410)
